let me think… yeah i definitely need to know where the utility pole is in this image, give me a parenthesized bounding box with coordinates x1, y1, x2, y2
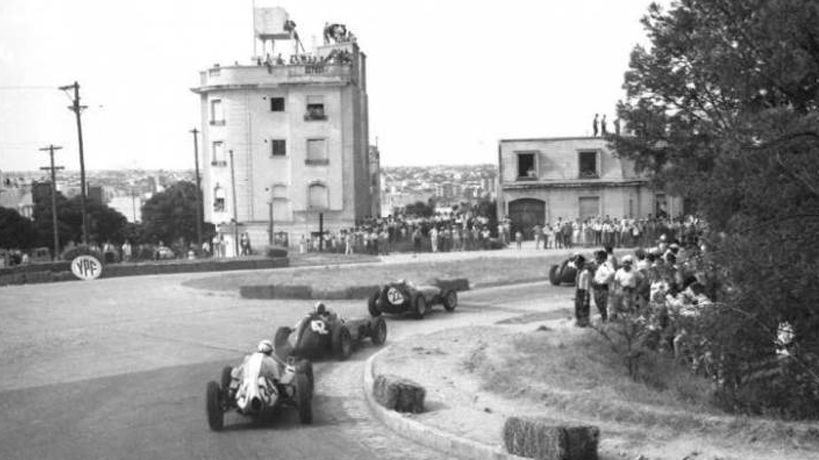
(189, 128, 203, 250)
(39, 144, 64, 261)
(229, 149, 239, 257)
(59, 81, 89, 245)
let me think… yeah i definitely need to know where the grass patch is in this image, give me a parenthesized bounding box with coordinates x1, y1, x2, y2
(183, 254, 568, 292)
(464, 328, 819, 448)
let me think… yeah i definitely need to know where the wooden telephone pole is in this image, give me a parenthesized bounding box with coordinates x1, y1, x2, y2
(39, 144, 64, 260)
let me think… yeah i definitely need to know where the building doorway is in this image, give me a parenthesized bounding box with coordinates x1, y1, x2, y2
(508, 198, 545, 240)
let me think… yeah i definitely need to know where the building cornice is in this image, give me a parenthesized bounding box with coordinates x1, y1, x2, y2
(502, 179, 649, 190)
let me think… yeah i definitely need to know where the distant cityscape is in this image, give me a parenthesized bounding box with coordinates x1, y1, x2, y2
(0, 164, 498, 223)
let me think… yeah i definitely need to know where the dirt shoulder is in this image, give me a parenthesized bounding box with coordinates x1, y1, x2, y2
(373, 322, 819, 460)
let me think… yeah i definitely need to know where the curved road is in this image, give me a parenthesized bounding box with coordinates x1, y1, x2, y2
(0, 270, 572, 460)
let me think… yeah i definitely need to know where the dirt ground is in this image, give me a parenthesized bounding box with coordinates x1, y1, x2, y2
(373, 320, 819, 460)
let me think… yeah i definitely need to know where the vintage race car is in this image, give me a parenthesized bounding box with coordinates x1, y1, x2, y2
(549, 257, 578, 286)
(368, 279, 458, 319)
(206, 353, 313, 431)
(274, 309, 387, 361)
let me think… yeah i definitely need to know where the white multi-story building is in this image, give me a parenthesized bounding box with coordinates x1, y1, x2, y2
(192, 6, 372, 251)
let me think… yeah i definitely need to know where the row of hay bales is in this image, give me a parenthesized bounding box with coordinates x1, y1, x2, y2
(371, 372, 600, 460)
(240, 278, 470, 300)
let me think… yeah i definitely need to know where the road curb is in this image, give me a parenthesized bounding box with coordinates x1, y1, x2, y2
(363, 347, 528, 460)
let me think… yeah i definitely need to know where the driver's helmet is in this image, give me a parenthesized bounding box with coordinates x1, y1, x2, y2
(314, 302, 327, 315)
(257, 339, 274, 355)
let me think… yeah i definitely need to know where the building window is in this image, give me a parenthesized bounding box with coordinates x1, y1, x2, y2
(578, 151, 599, 178)
(213, 184, 226, 212)
(517, 152, 536, 180)
(308, 183, 328, 209)
(304, 95, 326, 121)
(306, 138, 329, 165)
(270, 139, 286, 157)
(210, 99, 225, 125)
(211, 141, 226, 166)
(655, 193, 668, 218)
(270, 97, 285, 112)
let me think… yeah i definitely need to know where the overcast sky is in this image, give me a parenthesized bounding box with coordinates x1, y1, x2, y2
(0, 0, 663, 172)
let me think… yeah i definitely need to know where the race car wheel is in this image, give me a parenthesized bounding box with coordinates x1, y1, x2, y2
(296, 359, 314, 397)
(220, 366, 233, 395)
(414, 296, 427, 319)
(296, 373, 313, 424)
(549, 264, 561, 286)
(332, 325, 353, 360)
(371, 316, 387, 345)
(206, 381, 224, 431)
(443, 290, 458, 312)
(367, 290, 382, 317)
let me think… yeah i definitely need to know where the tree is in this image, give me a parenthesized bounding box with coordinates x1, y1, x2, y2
(32, 189, 127, 247)
(0, 207, 37, 249)
(140, 181, 201, 247)
(614, 0, 819, 417)
(404, 200, 435, 218)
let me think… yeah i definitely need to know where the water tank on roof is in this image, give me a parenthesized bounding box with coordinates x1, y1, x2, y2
(254, 6, 291, 40)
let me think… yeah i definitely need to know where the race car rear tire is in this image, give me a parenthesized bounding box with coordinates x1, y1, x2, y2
(549, 264, 561, 286)
(296, 359, 314, 397)
(371, 316, 387, 345)
(443, 290, 458, 312)
(367, 291, 382, 317)
(332, 325, 353, 360)
(220, 366, 233, 395)
(296, 373, 313, 424)
(414, 296, 427, 319)
(206, 381, 224, 431)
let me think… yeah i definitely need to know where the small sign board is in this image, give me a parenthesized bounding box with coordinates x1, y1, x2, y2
(71, 255, 103, 281)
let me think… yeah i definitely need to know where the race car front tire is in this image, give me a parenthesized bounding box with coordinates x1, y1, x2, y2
(206, 381, 224, 431)
(414, 296, 427, 319)
(549, 264, 561, 286)
(296, 373, 313, 424)
(443, 290, 458, 312)
(220, 366, 233, 396)
(371, 316, 387, 345)
(367, 291, 382, 317)
(332, 325, 353, 360)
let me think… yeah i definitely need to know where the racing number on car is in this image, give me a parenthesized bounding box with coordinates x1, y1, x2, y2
(310, 320, 329, 335)
(387, 287, 404, 305)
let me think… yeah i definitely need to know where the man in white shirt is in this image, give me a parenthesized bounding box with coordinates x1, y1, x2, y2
(592, 250, 614, 322)
(613, 255, 640, 314)
(574, 254, 592, 327)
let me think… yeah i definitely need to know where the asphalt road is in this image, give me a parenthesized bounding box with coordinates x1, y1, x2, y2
(0, 270, 573, 460)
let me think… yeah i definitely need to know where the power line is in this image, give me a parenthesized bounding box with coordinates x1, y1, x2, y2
(0, 86, 59, 90)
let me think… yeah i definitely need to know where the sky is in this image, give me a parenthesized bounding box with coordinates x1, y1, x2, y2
(0, 0, 664, 172)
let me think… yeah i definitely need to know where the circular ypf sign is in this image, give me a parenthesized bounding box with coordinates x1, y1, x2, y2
(71, 255, 103, 281)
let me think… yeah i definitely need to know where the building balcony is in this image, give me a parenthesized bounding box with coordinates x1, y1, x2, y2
(194, 63, 355, 92)
(305, 159, 329, 166)
(211, 160, 228, 167)
(209, 120, 226, 126)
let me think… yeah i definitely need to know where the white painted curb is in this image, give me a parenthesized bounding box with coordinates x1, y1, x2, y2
(363, 347, 529, 460)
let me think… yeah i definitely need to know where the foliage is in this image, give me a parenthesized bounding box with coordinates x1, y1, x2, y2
(0, 207, 37, 249)
(140, 181, 202, 246)
(404, 200, 435, 218)
(614, 0, 819, 417)
(32, 189, 128, 246)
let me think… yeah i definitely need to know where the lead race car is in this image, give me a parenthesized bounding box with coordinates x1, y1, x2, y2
(206, 339, 313, 431)
(274, 303, 387, 361)
(368, 279, 458, 319)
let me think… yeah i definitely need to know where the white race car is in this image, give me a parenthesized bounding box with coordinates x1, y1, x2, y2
(206, 341, 313, 431)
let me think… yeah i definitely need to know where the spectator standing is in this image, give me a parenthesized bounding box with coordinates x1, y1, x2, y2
(574, 255, 592, 327)
(592, 250, 614, 322)
(515, 230, 523, 249)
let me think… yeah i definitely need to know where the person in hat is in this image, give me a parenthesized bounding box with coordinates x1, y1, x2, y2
(574, 254, 592, 327)
(613, 255, 640, 314)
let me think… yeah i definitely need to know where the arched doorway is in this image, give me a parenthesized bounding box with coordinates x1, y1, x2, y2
(508, 198, 545, 240)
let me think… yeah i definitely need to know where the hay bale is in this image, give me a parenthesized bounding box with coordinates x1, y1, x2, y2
(503, 416, 599, 460)
(373, 374, 426, 413)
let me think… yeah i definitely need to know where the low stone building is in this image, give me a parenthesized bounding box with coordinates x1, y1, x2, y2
(497, 137, 682, 235)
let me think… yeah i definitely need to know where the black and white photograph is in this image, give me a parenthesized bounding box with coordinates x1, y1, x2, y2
(1, 1, 818, 459)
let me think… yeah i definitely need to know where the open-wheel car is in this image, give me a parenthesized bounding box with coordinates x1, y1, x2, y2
(206, 340, 313, 431)
(368, 279, 458, 319)
(549, 257, 579, 286)
(274, 303, 387, 361)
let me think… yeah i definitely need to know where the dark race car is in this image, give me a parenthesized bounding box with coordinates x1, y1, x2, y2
(274, 304, 387, 361)
(206, 341, 313, 431)
(368, 279, 458, 319)
(549, 257, 579, 286)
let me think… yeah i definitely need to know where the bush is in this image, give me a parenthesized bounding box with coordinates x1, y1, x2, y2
(61, 245, 104, 262)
